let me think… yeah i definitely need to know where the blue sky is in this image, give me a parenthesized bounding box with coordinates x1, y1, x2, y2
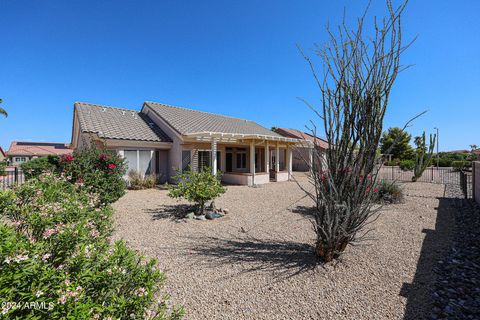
(1, 0, 478, 151)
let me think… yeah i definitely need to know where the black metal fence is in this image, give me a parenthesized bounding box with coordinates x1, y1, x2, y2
(460, 171, 473, 199)
(378, 166, 473, 199)
(378, 166, 461, 185)
(0, 167, 25, 190)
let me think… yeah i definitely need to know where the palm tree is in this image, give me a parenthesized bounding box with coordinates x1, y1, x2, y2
(0, 98, 7, 117)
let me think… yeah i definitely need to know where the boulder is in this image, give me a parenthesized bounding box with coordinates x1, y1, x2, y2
(195, 215, 207, 221)
(185, 212, 195, 219)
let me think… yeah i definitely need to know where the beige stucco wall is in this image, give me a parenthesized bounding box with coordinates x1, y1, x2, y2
(222, 172, 270, 186)
(275, 171, 289, 182)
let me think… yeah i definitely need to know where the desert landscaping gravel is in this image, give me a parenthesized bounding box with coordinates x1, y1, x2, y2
(112, 175, 456, 320)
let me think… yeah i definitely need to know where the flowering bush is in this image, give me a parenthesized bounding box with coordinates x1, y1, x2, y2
(0, 174, 183, 319)
(60, 147, 127, 206)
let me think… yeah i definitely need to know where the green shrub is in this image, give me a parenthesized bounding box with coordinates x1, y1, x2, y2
(452, 160, 472, 171)
(168, 167, 226, 214)
(399, 159, 415, 171)
(0, 160, 7, 176)
(21, 155, 61, 180)
(0, 174, 183, 319)
(128, 170, 157, 190)
(60, 147, 127, 206)
(143, 175, 157, 189)
(384, 159, 400, 166)
(375, 180, 404, 204)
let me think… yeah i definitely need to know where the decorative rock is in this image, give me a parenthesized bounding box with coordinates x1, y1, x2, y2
(223, 208, 230, 215)
(185, 212, 195, 219)
(195, 215, 207, 221)
(206, 212, 223, 220)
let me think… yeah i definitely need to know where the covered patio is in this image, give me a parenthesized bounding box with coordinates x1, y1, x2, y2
(181, 132, 312, 186)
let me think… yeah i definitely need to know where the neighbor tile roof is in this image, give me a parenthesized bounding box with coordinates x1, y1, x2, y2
(275, 128, 329, 149)
(7, 141, 72, 156)
(144, 102, 283, 137)
(75, 102, 172, 142)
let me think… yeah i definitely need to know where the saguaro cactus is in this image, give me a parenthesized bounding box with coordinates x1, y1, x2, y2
(412, 131, 436, 182)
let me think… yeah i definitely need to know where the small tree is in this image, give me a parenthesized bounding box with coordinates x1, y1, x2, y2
(168, 167, 226, 215)
(412, 131, 436, 182)
(380, 127, 414, 160)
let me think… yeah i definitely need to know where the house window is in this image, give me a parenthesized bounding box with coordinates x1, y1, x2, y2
(236, 149, 247, 169)
(15, 157, 27, 163)
(124, 150, 153, 176)
(197, 150, 221, 172)
(182, 150, 191, 171)
(138, 151, 153, 175)
(198, 151, 210, 172)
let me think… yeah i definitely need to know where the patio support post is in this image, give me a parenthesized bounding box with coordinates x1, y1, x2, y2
(211, 139, 218, 175)
(250, 140, 255, 185)
(265, 141, 269, 173)
(275, 142, 280, 172)
(309, 147, 313, 171)
(287, 145, 292, 180)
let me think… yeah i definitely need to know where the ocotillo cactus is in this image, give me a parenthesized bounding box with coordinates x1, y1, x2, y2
(412, 131, 436, 182)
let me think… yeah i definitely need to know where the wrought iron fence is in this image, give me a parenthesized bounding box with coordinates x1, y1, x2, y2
(460, 171, 473, 199)
(0, 167, 25, 190)
(378, 166, 461, 185)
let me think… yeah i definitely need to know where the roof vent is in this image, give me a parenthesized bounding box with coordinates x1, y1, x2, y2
(122, 111, 126, 115)
(102, 107, 107, 112)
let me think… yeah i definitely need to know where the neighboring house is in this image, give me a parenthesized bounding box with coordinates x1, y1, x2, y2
(274, 128, 328, 172)
(6, 141, 72, 166)
(71, 102, 308, 185)
(0, 147, 5, 162)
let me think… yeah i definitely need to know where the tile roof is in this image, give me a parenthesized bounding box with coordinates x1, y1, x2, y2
(275, 128, 329, 149)
(7, 141, 72, 156)
(144, 102, 283, 137)
(75, 102, 172, 143)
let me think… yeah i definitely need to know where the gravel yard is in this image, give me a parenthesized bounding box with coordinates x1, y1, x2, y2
(113, 175, 455, 320)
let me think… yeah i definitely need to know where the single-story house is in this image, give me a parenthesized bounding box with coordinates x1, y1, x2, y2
(274, 128, 328, 172)
(6, 141, 72, 166)
(71, 101, 311, 186)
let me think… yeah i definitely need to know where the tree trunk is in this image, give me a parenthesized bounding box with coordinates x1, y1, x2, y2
(315, 240, 349, 262)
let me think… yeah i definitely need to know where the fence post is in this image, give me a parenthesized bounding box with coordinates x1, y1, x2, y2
(391, 166, 394, 180)
(473, 163, 476, 202)
(14, 167, 18, 184)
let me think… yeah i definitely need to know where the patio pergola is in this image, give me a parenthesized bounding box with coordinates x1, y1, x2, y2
(183, 131, 313, 185)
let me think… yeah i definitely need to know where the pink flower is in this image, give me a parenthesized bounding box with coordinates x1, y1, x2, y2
(42, 228, 58, 239)
(62, 154, 74, 162)
(374, 188, 379, 193)
(107, 163, 116, 170)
